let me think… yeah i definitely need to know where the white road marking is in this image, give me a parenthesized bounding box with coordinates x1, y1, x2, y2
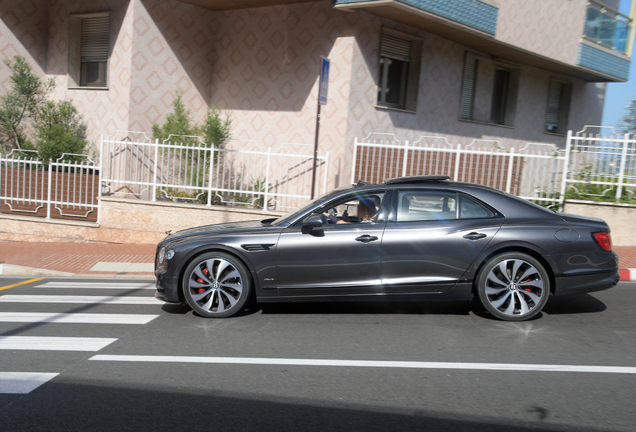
(0, 372, 59, 394)
(0, 312, 159, 324)
(0, 336, 117, 351)
(89, 355, 636, 374)
(89, 262, 153, 272)
(37, 282, 155, 290)
(0, 295, 161, 304)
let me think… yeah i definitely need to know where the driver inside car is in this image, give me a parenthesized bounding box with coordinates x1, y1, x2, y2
(330, 197, 378, 224)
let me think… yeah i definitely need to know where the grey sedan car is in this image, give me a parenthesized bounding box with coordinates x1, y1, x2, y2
(154, 176, 619, 321)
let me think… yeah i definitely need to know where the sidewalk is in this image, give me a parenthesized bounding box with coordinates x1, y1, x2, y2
(0, 241, 635, 281)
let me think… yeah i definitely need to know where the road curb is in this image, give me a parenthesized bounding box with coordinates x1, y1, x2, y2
(0, 264, 74, 277)
(619, 269, 636, 281)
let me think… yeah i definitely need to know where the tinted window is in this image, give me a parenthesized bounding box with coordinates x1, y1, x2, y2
(321, 192, 385, 224)
(397, 191, 457, 222)
(460, 195, 494, 219)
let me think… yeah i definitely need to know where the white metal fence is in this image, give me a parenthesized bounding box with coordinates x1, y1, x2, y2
(0, 150, 99, 221)
(352, 133, 566, 207)
(99, 131, 329, 211)
(565, 127, 636, 202)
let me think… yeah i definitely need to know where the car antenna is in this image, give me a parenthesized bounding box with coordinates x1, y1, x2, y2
(355, 180, 370, 187)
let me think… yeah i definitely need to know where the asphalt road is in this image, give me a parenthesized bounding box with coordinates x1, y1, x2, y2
(0, 276, 634, 431)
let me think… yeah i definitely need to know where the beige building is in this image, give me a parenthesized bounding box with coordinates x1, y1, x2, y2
(1, 0, 633, 190)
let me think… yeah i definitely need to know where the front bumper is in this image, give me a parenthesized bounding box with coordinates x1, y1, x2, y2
(154, 268, 181, 303)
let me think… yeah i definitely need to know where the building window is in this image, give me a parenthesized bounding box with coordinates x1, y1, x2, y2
(545, 79, 572, 134)
(68, 12, 110, 88)
(460, 53, 519, 126)
(376, 29, 421, 112)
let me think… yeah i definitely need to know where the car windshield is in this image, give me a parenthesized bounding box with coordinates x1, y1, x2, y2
(270, 189, 345, 226)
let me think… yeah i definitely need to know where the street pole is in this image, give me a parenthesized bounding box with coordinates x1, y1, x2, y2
(310, 100, 320, 199)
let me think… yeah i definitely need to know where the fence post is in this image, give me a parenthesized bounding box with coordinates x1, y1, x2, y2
(615, 133, 629, 203)
(97, 135, 104, 224)
(402, 140, 409, 177)
(453, 144, 461, 181)
(351, 137, 358, 185)
(46, 159, 52, 219)
(322, 151, 329, 195)
(559, 130, 573, 207)
(207, 147, 215, 207)
(264, 147, 271, 211)
(152, 138, 159, 202)
(506, 147, 515, 193)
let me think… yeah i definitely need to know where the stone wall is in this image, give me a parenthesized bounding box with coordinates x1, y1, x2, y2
(563, 201, 636, 247)
(0, 197, 283, 244)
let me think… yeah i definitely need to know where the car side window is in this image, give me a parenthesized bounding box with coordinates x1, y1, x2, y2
(397, 191, 457, 222)
(460, 195, 494, 219)
(321, 192, 385, 224)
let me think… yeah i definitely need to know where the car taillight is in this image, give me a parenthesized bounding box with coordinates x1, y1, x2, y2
(592, 232, 612, 251)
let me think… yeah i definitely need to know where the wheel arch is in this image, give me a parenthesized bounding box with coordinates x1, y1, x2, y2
(472, 246, 556, 296)
(176, 245, 257, 304)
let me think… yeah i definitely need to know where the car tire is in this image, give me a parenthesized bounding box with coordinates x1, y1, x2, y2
(476, 252, 550, 321)
(182, 251, 252, 318)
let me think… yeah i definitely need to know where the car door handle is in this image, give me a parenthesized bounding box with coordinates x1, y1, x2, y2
(463, 232, 487, 240)
(355, 235, 378, 243)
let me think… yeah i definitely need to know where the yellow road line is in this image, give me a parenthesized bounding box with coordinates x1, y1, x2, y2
(0, 278, 44, 291)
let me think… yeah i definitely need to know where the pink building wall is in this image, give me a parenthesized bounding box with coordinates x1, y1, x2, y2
(1, 0, 606, 190)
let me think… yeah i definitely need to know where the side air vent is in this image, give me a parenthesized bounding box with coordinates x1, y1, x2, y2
(241, 244, 275, 252)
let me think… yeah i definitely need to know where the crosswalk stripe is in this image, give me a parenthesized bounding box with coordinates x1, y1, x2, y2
(0, 336, 117, 351)
(0, 372, 59, 394)
(0, 312, 159, 324)
(37, 282, 155, 290)
(89, 355, 636, 374)
(0, 295, 161, 304)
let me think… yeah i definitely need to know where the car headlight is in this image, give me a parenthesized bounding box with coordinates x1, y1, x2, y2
(158, 247, 166, 265)
(166, 249, 175, 260)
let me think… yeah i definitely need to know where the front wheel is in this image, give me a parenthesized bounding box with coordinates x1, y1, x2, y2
(182, 252, 252, 318)
(476, 252, 550, 321)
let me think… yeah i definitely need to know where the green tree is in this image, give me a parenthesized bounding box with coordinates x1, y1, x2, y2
(152, 91, 232, 148)
(0, 56, 55, 152)
(618, 98, 636, 134)
(34, 100, 88, 163)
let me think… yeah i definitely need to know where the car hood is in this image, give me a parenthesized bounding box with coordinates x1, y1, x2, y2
(163, 220, 267, 243)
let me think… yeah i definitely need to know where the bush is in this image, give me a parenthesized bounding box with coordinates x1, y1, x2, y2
(34, 100, 88, 163)
(0, 56, 54, 153)
(152, 91, 232, 148)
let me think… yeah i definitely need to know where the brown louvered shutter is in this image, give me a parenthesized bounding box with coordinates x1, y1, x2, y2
(380, 34, 411, 62)
(460, 55, 477, 120)
(81, 16, 110, 62)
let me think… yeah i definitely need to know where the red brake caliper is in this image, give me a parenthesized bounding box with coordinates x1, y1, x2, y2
(196, 267, 210, 293)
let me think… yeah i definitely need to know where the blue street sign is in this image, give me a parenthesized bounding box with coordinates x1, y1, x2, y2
(319, 57, 330, 105)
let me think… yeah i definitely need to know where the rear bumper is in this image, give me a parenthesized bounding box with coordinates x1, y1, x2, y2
(554, 269, 620, 296)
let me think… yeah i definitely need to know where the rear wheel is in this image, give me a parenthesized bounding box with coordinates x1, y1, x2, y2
(476, 252, 549, 321)
(182, 252, 252, 318)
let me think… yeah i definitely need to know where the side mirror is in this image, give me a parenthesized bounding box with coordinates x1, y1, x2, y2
(301, 214, 326, 234)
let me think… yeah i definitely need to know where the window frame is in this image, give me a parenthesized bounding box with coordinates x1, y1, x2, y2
(459, 52, 519, 127)
(545, 78, 572, 135)
(68, 11, 111, 89)
(376, 28, 422, 113)
(392, 190, 497, 223)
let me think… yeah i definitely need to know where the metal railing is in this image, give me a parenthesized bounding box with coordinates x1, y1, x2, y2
(0, 150, 99, 221)
(99, 131, 329, 211)
(565, 126, 636, 202)
(352, 133, 566, 207)
(584, 0, 632, 55)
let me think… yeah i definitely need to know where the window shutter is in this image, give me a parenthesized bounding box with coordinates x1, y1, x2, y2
(380, 34, 411, 62)
(460, 55, 477, 120)
(81, 16, 110, 62)
(546, 80, 562, 129)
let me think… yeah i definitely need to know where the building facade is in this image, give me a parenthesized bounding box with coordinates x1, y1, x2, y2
(1, 0, 633, 190)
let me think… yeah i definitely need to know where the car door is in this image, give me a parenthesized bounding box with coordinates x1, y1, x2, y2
(275, 191, 388, 297)
(381, 189, 503, 293)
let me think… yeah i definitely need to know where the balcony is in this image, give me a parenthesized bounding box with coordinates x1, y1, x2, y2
(583, 0, 632, 55)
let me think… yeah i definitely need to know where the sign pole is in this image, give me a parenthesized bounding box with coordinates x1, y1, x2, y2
(311, 57, 329, 199)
